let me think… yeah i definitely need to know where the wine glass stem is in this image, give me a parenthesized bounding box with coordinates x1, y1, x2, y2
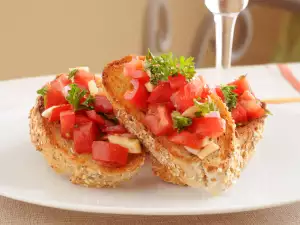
(214, 13, 238, 69)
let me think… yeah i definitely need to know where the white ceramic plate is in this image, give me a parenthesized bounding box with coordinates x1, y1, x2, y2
(0, 75, 299, 215)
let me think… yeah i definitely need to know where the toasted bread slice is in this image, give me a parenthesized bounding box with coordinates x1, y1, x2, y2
(151, 117, 265, 187)
(102, 55, 266, 192)
(29, 96, 145, 188)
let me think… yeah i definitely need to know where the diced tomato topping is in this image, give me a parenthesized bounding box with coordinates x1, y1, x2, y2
(201, 84, 211, 99)
(124, 79, 149, 110)
(147, 82, 173, 104)
(48, 104, 72, 122)
(228, 75, 250, 95)
(138, 55, 146, 60)
(92, 141, 128, 167)
(124, 60, 149, 83)
(171, 76, 205, 112)
(231, 103, 248, 123)
(102, 125, 127, 134)
(44, 74, 71, 109)
(85, 110, 105, 125)
(94, 95, 113, 113)
(60, 110, 75, 139)
(75, 113, 92, 124)
(215, 86, 225, 101)
(73, 121, 98, 154)
(74, 70, 95, 90)
(188, 117, 225, 138)
(239, 90, 256, 101)
(168, 131, 203, 149)
(168, 74, 187, 90)
(240, 100, 265, 120)
(103, 119, 116, 127)
(144, 104, 173, 136)
(164, 101, 176, 111)
(51, 74, 71, 90)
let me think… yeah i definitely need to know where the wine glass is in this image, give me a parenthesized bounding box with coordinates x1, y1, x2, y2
(205, 0, 249, 68)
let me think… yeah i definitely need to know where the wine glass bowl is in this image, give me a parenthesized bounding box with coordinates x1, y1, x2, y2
(205, 0, 249, 14)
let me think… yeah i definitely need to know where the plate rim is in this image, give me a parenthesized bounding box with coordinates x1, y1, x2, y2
(0, 190, 299, 215)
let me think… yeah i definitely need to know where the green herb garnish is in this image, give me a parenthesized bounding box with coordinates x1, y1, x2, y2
(37, 86, 48, 96)
(220, 85, 238, 111)
(66, 84, 94, 110)
(194, 98, 216, 117)
(172, 111, 192, 132)
(68, 69, 78, 79)
(265, 109, 273, 116)
(145, 49, 196, 85)
(81, 95, 95, 109)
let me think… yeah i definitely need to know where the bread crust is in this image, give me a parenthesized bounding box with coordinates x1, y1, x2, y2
(102, 55, 266, 192)
(29, 96, 145, 188)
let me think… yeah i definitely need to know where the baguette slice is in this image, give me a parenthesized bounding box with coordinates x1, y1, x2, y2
(29, 95, 145, 188)
(102, 55, 266, 193)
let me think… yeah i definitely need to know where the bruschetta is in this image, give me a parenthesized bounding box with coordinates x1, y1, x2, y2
(29, 68, 145, 188)
(102, 51, 268, 192)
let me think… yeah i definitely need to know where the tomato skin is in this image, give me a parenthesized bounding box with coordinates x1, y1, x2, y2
(94, 95, 113, 113)
(124, 60, 149, 83)
(60, 110, 75, 139)
(124, 79, 149, 110)
(85, 110, 105, 125)
(74, 70, 95, 90)
(92, 141, 128, 167)
(75, 113, 92, 124)
(201, 84, 211, 99)
(215, 86, 225, 101)
(239, 90, 255, 101)
(240, 100, 265, 120)
(52, 74, 71, 90)
(48, 104, 72, 122)
(188, 117, 225, 138)
(171, 77, 205, 112)
(144, 104, 173, 136)
(231, 103, 248, 123)
(73, 121, 98, 154)
(168, 131, 203, 149)
(44, 74, 71, 109)
(168, 74, 187, 90)
(102, 125, 127, 134)
(228, 76, 250, 95)
(164, 101, 176, 111)
(147, 82, 173, 104)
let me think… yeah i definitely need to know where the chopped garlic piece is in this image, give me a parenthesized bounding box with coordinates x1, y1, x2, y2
(182, 105, 199, 118)
(145, 82, 154, 92)
(41, 105, 59, 118)
(108, 135, 142, 154)
(184, 138, 219, 160)
(197, 143, 220, 160)
(88, 80, 99, 96)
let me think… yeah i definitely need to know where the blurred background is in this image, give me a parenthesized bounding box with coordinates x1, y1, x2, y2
(1, 0, 300, 80)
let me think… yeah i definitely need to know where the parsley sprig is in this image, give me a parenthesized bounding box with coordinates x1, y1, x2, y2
(172, 111, 192, 132)
(66, 84, 94, 110)
(194, 98, 216, 117)
(145, 49, 196, 85)
(37, 86, 48, 96)
(220, 85, 238, 111)
(68, 69, 78, 80)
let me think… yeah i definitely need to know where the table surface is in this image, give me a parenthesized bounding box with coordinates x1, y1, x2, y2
(1, 63, 300, 224)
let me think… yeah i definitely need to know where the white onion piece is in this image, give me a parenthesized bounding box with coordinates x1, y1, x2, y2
(62, 85, 71, 98)
(41, 105, 59, 118)
(205, 111, 220, 118)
